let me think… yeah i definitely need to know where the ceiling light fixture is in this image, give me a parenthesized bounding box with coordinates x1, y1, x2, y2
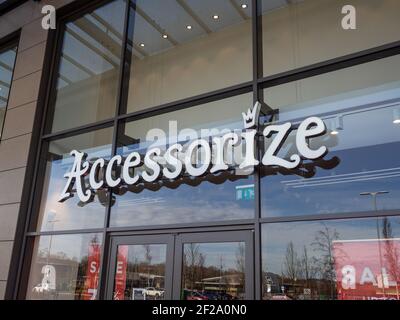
(162, 34, 168, 39)
(213, 15, 219, 20)
(186, 25, 192, 30)
(330, 115, 343, 135)
(393, 108, 400, 124)
(241, 4, 248, 9)
(140, 43, 145, 47)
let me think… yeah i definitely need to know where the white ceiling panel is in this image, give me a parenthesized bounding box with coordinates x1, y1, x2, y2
(132, 13, 174, 56)
(137, 0, 205, 44)
(185, 0, 244, 33)
(261, 0, 288, 13)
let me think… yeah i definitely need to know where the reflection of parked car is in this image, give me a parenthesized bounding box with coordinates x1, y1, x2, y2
(202, 292, 219, 300)
(32, 283, 50, 293)
(218, 292, 237, 300)
(271, 294, 291, 300)
(184, 290, 208, 300)
(145, 287, 164, 298)
(131, 288, 146, 300)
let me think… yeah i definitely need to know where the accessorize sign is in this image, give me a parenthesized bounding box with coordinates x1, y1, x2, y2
(59, 102, 329, 203)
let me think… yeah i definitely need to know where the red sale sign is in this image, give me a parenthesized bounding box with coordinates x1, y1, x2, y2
(333, 239, 400, 300)
(83, 241, 101, 300)
(113, 245, 128, 300)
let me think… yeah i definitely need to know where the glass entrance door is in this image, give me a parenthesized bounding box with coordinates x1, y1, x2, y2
(173, 231, 254, 300)
(106, 235, 174, 300)
(106, 231, 253, 300)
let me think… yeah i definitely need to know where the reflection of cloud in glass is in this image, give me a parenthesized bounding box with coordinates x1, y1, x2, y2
(262, 141, 400, 217)
(188, 243, 243, 270)
(111, 177, 255, 227)
(127, 245, 166, 265)
(39, 158, 107, 231)
(39, 139, 112, 231)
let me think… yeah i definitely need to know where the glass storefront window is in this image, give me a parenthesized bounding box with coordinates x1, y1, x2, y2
(182, 242, 246, 300)
(125, 0, 252, 113)
(261, 0, 400, 76)
(0, 44, 17, 138)
(112, 244, 167, 300)
(26, 233, 103, 300)
(36, 128, 113, 231)
(20, 0, 400, 301)
(261, 54, 400, 218)
(110, 93, 255, 227)
(50, 0, 126, 132)
(262, 217, 400, 300)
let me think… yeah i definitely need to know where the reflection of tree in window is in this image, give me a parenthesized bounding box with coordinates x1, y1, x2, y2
(235, 242, 245, 276)
(143, 244, 152, 288)
(382, 217, 400, 299)
(311, 224, 341, 299)
(282, 241, 298, 289)
(276, 224, 346, 300)
(183, 243, 202, 290)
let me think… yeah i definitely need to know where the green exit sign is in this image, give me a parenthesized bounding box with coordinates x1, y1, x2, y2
(236, 184, 255, 201)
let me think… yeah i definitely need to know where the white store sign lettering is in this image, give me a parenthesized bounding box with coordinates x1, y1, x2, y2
(59, 102, 328, 203)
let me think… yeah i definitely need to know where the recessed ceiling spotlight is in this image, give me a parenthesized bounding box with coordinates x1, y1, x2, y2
(186, 25, 192, 30)
(162, 34, 168, 39)
(241, 4, 248, 9)
(329, 115, 343, 135)
(213, 15, 219, 20)
(393, 108, 400, 124)
(140, 43, 145, 47)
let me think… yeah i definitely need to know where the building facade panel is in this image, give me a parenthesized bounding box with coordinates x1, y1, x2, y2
(2, 101, 36, 139)
(0, 280, 5, 299)
(6, 70, 42, 109)
(0, 167, 26, 205)
(18, 16, 48, 52)
(0, 241, 13, 281)
(0, 203, 19, 241)
(13, 41, 46, 80)
(0, 134, 31, 172)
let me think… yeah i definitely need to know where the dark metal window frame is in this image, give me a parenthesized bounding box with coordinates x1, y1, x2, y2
(104, 230, 254, 300)
(0, 31, 19, 141)
(6, 0, 400, 300)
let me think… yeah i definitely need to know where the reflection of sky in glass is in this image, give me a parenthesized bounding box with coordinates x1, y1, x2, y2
(124, 244, 166, 265)
(110, 176, 254, 227)
(39, 156, 106, 231)
(38, 129, 112, 232)
(36, 233, 102, 261)
(262, 216, 400, 275)
(262, 60, 400, 217)
(0, 46, 16, 109)
(184, 242, 244, 270)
